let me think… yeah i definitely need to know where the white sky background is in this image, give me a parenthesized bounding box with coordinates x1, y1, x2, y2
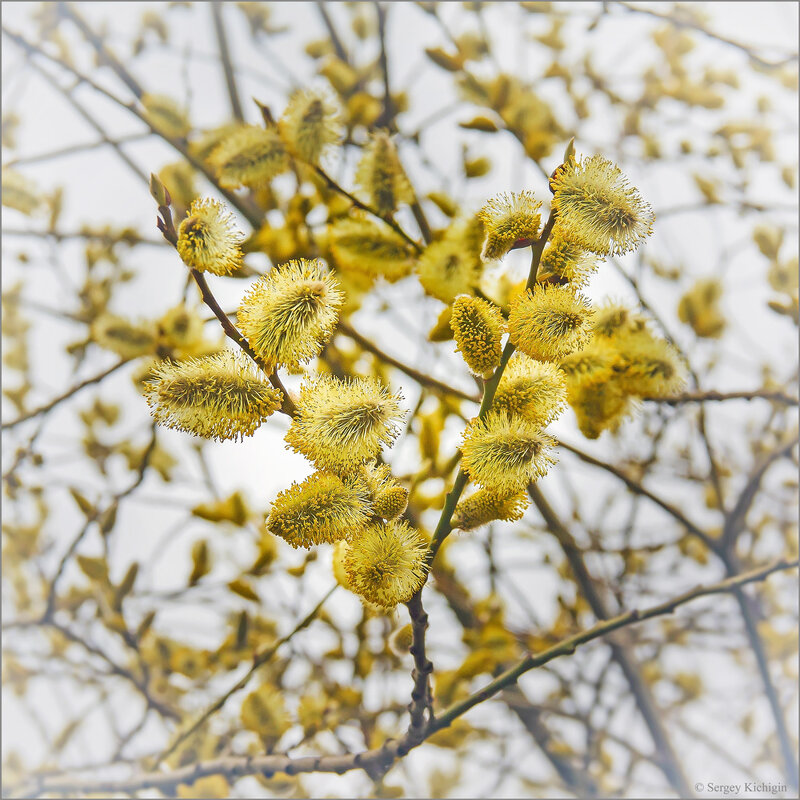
(2, 2, 798, 798)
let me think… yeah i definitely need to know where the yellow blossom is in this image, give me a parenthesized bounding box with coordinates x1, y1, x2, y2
(492, 353, 566, 426)
(478, 191, 542, 261)
(237, 258, 343, 370)
(451, 295, 505, 377)
(278, 87, 343, 164)
(354, 131, 414, 215)
(209, 125, 290, 189)
(451, 488, 528, 531)
(328, 217, 415, 282)
(176, 198, 244, 276)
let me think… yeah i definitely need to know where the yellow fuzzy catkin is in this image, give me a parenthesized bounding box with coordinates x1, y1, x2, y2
(208, 125, 290, 189)
(569, 380, 635, 440)
(143, 351, 282, 442)
(537, 231, 598, 287)
(492, 353, 566, 426)
(237, 258, 343, 370)
(1, 168, 42, 215)
(176, 198, 244, 276)
(91, 313, 156, 359)
(342, 520, 428, 608)
(615, 332, 687, 397)
(156, 305, 204, 352)
(591, 301, 648, 339)
(460, 412, 557, 493)
(451, 295, 505, 377)
(141, 93, 191, 138)
(328, 217, 415, 282)
(267, 471, 371, 548)
(285, 374, 405, 474)
(560, 340, 621, 390)
(278, 87, 343, 164)
(240, 684, 291, 744)
(158, 162, 196, 210)
(477, 191, 542, 261)
(451, 488, 528, 531)
(359, 463, 409, 520)
(508, 284, 594, 362)
(551, 154, 655, 256)
(354, 131, 414, 215)
(677, 278, 727, 338)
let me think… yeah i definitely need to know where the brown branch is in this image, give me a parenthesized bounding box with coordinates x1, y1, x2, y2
(211, 2, 244, 122)
(315, 1, 348, 63)
(2, 359, 130, 430)
(645, 389, 799, 406)
(338, 320, 479, 402)
(17, 558, 796, 798)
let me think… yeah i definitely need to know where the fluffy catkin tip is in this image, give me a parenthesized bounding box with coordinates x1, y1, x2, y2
(451, 295, 506, 377)
(451, 487, 529, 531)
(142, 350, 282, 441)
(508, 283, 594, 362)
(285, 374, 406, 473)
(267, 471, 371, 548)
(237, 258, 344, 370)
(278, 87, 343, 164)
(208, 124, 290, 189)
(478, 191, 542, 261)
(492, 353, 567, 427)
(342, 520, 428, 608)
(176, 197, 244, 276)
(460, 412, 557, 492)
(551, 154, 654, 256)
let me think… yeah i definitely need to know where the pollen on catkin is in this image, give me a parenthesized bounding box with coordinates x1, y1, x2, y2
(451, 487, 528, 531)
(477, 191, 542, 261)
(460, 412, 557, 493)
(359, 463, 409, 520)
(328, 217, 415, 282)
(551, 155, 655, 256)
(451, 295, 505, 377)
(266, 471, 371, 548)
(278, 87, 343, 164)
(492, 353, 567, 427)
(285, 374, 406, 473)
(342, 520, 428, 608)
(176, 198, 244, 276)
(354, 131, 414, 216)
(142, 350, 283, 442)
(208, 125, 290, 189)
(91, 313, 157, 359)
(537, 231, 598, 287)
(237, 258, 344, 370)
(508, 284, 594, 362)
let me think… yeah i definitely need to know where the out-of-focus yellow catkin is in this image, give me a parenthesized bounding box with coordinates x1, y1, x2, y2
(508, 284, 594, 361)
(143, 351, 282, 442)
(286, 374, 405, 473)
(551, 154, 655, 256)
(591, 301, 648, 339)
(417, 215, 484, 303)
(354, 131, 414, 215)
(208, 125, 290, 189)
(156, 305, 204, 352)
(537, 231, 598, 287)
(176, 198, 244, 276)
(492, 353, 566, 426)
(240, 684, 291, 745)
(237, 258, 343, 370)
(478, 191, 542, 261)
(142, 93, 191, 138)
(460, 413, 557, 492)
(451, 487, 528, 531)
(388, 623, 414, 655)
(332, 540, 354, 591)
(91, 313, 156, 359)
(560, 340, 621, 390)
(1, 168, 42, 215)
(343, 520, 428, 608)
(158, 161, 196, 210)
(267, 471, 371, 548)
(677, 278, 726, 338)
(278, 87, 343, 164)
(451, 295, 505, 377)
(615, 332, 687, 397)
(569, 380, 634, 439)
(189, 123, 245, 163)
(328, 217, 415, 282)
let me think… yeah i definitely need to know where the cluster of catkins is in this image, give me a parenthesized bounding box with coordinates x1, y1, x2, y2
(140, 89, 684, 608)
